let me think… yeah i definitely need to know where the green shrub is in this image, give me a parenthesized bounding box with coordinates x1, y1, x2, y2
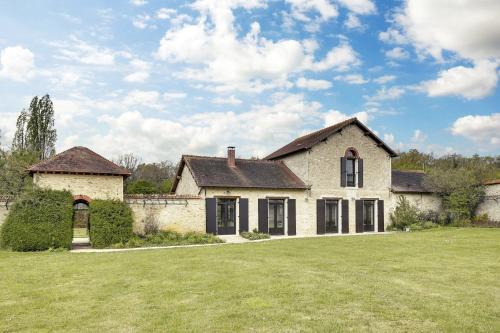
(389, 196, 440, 231)
(89, 200, 133, 248)
(0, 189, 73, 251)
(111, 230, 224, 248)
(240, 228, 270, 240)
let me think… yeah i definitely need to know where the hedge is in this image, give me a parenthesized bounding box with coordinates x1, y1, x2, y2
(89, 200, 133, 248)
(0, 189, 74, 251)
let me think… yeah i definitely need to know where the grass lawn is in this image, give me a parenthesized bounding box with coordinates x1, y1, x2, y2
(0, 229, 499, 332)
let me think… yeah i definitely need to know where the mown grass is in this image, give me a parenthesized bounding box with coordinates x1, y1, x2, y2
(0, 228, 499, 332)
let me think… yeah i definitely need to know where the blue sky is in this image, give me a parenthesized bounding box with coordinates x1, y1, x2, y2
(0, 0, 499, 161)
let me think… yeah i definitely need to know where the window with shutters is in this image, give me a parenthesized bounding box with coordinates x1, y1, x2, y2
(345, 148, 358, 187)
(325, 200, 339, 233)
(363, 200, 375, 232)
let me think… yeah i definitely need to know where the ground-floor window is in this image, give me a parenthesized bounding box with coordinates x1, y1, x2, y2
(217, 198, 236, 235)
(363, 200, 375, 232)
(268, 199, 285, 235)
(325, 200, 339, 233)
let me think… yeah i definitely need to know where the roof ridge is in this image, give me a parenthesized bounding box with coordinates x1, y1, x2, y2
(184, 154, 279, 163)
(291, 117, 356, 142)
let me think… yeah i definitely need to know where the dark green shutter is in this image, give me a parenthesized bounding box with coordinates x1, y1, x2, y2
(340, 157, 346, 187)
(206, 198, 217, 234)
(378, 200, 384, 232)
(358, 159, 363, 188)
(258, 199, 268, 233)
(317, 199, 325, 234)
(239, 198, 249, 232)
(287, 199, 296, 236)
(342, 199, 349, 234)
(355, 200, 364, 233)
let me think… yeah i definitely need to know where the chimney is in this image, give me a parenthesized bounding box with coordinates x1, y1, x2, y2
(227, 146, 236, 167)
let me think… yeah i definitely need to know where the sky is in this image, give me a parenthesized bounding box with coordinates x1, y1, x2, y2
(0, 0, 499, 162)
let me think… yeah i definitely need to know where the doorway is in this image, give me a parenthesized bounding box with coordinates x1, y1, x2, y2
(73, 200, 90, 238)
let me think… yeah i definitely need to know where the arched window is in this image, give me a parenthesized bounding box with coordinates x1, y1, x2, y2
(341, 148, 363, 188)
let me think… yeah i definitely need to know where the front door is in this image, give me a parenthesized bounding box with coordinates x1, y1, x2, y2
(325, 200, 339, 233)
(217, 198, 236, 235)
(268, 199, 285, 235)
(363, 200, 375, 232)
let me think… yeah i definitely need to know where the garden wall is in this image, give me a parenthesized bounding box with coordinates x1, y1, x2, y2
(125, 194, 205, 234)
(0, 196, 15, 227)
(476, 183, 500, 222)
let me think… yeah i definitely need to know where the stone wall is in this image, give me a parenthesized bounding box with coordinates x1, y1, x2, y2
(476, 183, 500, 222)
(125, 195, 205, 234)
(278, 124, 393, 233)
(33, 173, 124, 201)
(175, 165, 200, 195)
(388, 192, 442, 214)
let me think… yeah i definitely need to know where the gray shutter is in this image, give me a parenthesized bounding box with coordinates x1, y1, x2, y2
(358, 159, 363, 188)
(316, 199, 325, 235)
(355, 200, 364, 233)
(287, 199, 296, 236)
(205, 198, 217, 234)
(378, 200, 384, 232)
(342, 199, 349, 234)
(258, 199, 268, 233)
(340, 157, 346, 187)
(239, 198, 249, 232)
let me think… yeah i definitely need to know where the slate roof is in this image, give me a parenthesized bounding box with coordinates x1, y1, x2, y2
(28, 146, 131, 177)
(171, 155, 307, 192)
(391, 170, 432, 193)
(265, 117, 398, 160)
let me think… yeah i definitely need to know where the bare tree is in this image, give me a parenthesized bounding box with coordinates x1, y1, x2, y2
(114, 153, 141, 175)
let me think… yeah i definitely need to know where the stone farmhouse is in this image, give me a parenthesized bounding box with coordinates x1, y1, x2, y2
(0, 117, 497, 234)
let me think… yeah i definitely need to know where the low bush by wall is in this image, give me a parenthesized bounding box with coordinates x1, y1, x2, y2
(89, 200, 133, 248)
(0, 189, 73, 251)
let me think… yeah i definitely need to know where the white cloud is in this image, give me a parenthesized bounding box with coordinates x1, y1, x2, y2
(52, 36, 115, 65)
(387, 0, 500, 62)
(336, 0, 376, 15)
(124, 90, 163, 109)
(418, 60, 498, 100)
(212, 95, 242, 105)
(130, 0, 147, 6)
(385, 47, 409, 60)
(86, 93, 323, 160)
(306, 43, 360, 72)
(411, 129, 427, 143)
(155, 1, 359, 92)
(383, 133, 395, 145)
(296, 77, 332, 90)
(132, 14, 151, 29)
(0, 112, 19, 148)
(163, 92, 187, 101)
(344, 13, 362, 30)
(373, 75, 396, 84)
(378, 28, 407, 45)
(334, 73, 368, 84)
(285, 0, 338, 24)
(0, 46, 35, 81)
(156, 8, 177, 19)
(451, 113, 500, 147)
(124, 59, 151, 83)
(323, 109, 369, 126)
(367, 86, 405, 101)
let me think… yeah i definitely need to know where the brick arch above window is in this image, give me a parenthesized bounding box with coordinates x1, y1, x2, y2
(344, 147, 360, 159)
(73, 194, 92, 203)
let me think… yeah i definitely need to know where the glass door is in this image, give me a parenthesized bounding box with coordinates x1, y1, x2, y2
(217, 198, 236, 235)
(325, 200, 339, 233)
(268, 199, 285, 235)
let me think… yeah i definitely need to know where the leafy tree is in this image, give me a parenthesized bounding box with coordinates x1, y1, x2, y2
(0, 150, 39, 195)
(126, 180, 157, 194)
(11, 95, 57, 160)
(159, 179, 173, 193)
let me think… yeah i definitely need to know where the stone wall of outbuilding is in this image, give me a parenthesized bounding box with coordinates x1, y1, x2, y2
(33, 173, 124, 201)
(125, 195, 205, 234)
(476, 183, 500, 222)
(388, 192, 442, 214)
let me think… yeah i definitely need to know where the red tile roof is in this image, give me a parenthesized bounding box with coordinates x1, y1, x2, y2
(265, 117, 398, 160)
(28, 146, 131, 176)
